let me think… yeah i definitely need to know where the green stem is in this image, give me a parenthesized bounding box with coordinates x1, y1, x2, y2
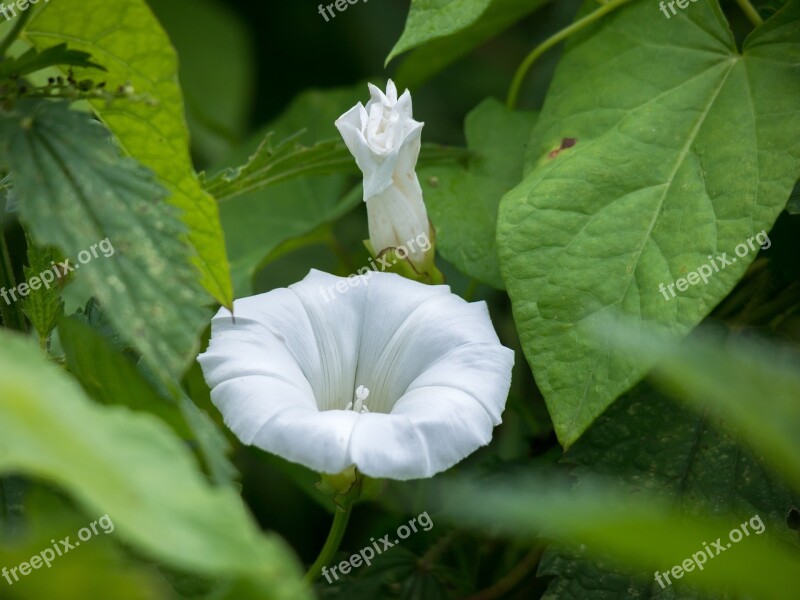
(0, 9, 32, 58)
(734, 0, 763, 27)
(0, 228, 25, 331)
(463, 545, 544, 600)
(506, 0, 633, 109)
(463, 278, 478, 302)
(304, 478, 361, 583)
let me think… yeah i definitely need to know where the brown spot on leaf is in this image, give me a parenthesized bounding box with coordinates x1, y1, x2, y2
(548, 137, 578, 159)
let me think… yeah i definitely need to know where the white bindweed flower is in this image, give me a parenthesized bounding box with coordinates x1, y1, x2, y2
(335, 80, 432, 268)
(198, 270, 514, 480)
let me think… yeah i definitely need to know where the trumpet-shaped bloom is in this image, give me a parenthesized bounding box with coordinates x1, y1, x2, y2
(335, 80, 431, 267)
(198, 270, 514, 480)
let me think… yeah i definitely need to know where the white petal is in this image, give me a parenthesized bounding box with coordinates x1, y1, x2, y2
(348, 386, 494, 480)
(356, 279, 506, 414)
(251, 406, 360, 474)
(198, 270, 515, 480)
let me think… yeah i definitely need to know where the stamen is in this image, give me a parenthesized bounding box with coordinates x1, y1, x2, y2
(349, 385, 370, 414)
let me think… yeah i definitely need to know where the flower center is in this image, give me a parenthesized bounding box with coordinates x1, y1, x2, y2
(345, 385, 370, 414)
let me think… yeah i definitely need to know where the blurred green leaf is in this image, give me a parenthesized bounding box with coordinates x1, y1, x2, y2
(0, 490, 171, 600)
(0, 330, 310, 600)
(178, 395, 240, 488)
(444, 475, 800, 600)
(386, 0, 493, 65)
(541, 385, 800, 599)
(0, 100, 208, 383)
(604, 323, 800, 493)
(58, 316, 190, 437)
(497, 0, 800, 447)
(420, 98, 536, 289)
(394, 0, 553, 89)
(59, 315, 239, 487)
(26, 0, 234, 307)
(0, 43, 104, 80)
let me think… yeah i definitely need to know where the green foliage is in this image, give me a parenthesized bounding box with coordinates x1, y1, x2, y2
(386, 0, 494, 65)
(444, 474, 799, 600)
(393, 0, 553, 88)
(420, 98, 536, 289)
(1, 0, 799, 597)
(0, 100, 208, 383)
(0, 330, 309, 600)
(497, 0, 800, 447)
(0, 43, 104, 80)
(148, 0, 255, 165)
(20, 235, 63, 348)
(605, 322, 800, 491)
(541, 386, 800, 598)
(25, 0, 234, 307)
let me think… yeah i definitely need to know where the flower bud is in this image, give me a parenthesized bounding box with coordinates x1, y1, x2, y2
(335, 80, 433, 269)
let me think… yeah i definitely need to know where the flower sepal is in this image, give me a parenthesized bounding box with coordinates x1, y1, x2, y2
(316, 466, 387, 505)
(316, 465, 360, 498)
(364, 239, 444, 285)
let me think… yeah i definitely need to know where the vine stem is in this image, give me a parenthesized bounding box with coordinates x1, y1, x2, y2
(463, 545, 544, 600)
(734, 0, 763, 27)
(0, 9, 32, 58)
(304, 476, 362, 583)
(506, 0, 633, 110)
(0, 228, 25, 331)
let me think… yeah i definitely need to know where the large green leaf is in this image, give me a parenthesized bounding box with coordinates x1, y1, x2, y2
(59, 314, 239, 487)
(0, 100, 208, 383)
(419, 98, 536, 289)
(444, 474, 800, 600)
(386, 0, 493, 65)
(394, 0, 553, 89)
(540, 386, 800, 599)
(25, 0, 234, 306)
(0, 330, 309, 600)
(497, 0, 800, 447)
(604, 323, 800, 492)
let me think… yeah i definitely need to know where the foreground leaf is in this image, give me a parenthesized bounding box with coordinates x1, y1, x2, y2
(497, 0, 800, 446)
(0, 100, 208, 382)
(26, 0, 234, 306)
(444, 475, 799, 600)
(541, 385, 800, 599)
(0, 330, 309, 600)
(604, 322, 800, 492)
